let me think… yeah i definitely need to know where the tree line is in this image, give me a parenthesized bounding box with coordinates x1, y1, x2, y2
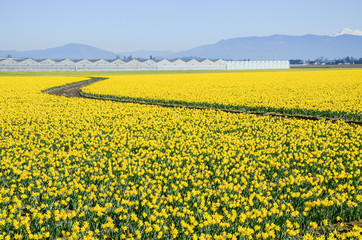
(290, 57, 362, 65)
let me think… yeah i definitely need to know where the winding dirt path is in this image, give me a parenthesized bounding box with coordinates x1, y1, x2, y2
(45, 77, 107, 98)
(45, 77, 361, 126)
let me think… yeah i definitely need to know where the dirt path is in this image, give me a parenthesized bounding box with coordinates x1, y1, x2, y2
(45, 77, 107, 98)
(45, 77, 361, 126)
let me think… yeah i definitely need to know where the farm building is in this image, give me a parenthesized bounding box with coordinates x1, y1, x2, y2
(0, 58, 290, 72)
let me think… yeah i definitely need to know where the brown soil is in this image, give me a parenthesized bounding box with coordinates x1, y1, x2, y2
(336, 219, 362, 233)
(45, 77, 106, 98)
(316, 218, 362, 236)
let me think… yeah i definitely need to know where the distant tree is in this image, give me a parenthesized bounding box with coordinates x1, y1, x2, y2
(315, 56, 325, 63)
(6, 54, 12, 58)
(353, 58, 362, 64)
(335, 58, 342, 64)
(289, 59, 303, 65)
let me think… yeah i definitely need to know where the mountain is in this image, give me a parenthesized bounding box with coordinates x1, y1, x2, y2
(332, 27, 362, 37)
(172, 34, 362, 60)
(0, 43, 118, 59)
(1, 34, 362, 60)
(118, 50, 175, 59)
(0, 44, 175, 60)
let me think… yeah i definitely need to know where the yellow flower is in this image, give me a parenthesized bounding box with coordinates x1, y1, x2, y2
(310, 222, 318, 229)
(0, 72, 361, 239)
(322, 219, 328, 226)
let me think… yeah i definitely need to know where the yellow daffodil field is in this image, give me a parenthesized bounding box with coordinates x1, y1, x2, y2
(82, 70, 362, 121)
(0, 71, 361, 240)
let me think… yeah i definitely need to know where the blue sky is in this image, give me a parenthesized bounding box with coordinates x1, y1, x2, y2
(1, 0, 361, 52)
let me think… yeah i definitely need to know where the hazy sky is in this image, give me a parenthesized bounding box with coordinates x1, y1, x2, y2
(1, 0, 362, 52)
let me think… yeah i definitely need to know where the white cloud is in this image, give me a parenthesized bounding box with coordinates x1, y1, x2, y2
(332, 28, 362, 37)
